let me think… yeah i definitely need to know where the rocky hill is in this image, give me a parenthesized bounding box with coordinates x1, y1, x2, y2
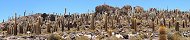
(0, 4, 190, 40)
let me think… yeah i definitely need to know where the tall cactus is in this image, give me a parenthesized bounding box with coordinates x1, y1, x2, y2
(14, 13, 17, 35)
(169, 21, 171, 28)
(54, 18, 58, 32)
(67, 13, 71, 31)
(183, 20, 185, 28)
(34, 21, 37, 34)
(11, 26, 14, 35)
(90, 13, 95, 30)
(131, 18, 137, 31)
(61, 16, 65, 32)
(57, 16, 61, 28)
(189, 15, 190, 22)
(47, 21, 51, 33)
(111, 15, 114, 29)
(104, 12, 108, 31)
(116, 10, 120, 24)
(38, 16, 42, 34)
(152, 19, 155, 32)
(24, 10, 26, 16)
(3, 19, 4, 23)
(175, 21, 179, 31)
(19, 23, 23, 34)
(26, 21, 31, 33)
(163, 17, 166, 26)
(77, 20, 80, 31)
(61, 8, 67, 32)
(172, 17, 175, 23)
(35, 16, 41, 35)
(7, 26, 11, 35)
(185, 19, 188, 27)
(156, 18, 159, 24)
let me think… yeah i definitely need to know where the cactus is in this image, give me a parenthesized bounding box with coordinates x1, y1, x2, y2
(61, 23, 65, 31)
(183, 20, 185, 28)
(172, 17, 175, 23)
(185, 19, 187, 27)
(77, 21, 80, 31)
(38, 16, 41, 34)
(11, 26, 14, 35)
(7, 26, 11, 35)
(163, 17, 166, 26)
(152, 20, 155, 32)
(175, 22, 179, 31)
(26, 22, 32, 33)
(111, 15, 114, 29)
(61, 9, 67, 32)
(34, 22, 37, 34)
(35, 17, 41, 35)
(54, 20, 58, 32)
(56, 16, 61, 28)
(156, 18, 159, 24)
(61, 16, 65, 32)
(131, 18, 137, 31)
(67, 12, 71, 31)
(158, 25, 167, 40)
(188, 15, 190, 22)
(2, 19, 4, 23)
(116, 11, 120, 24)
(67, 21, 71, 31)
(47, 21, 51, 33)
(90, 13, 95, 30)
(104, 12, 108, 31)
(169, 21, 171, 28)
(14, 13, 17, 35)
(24, 10, 26, 16)
(19, 24, 23, 34)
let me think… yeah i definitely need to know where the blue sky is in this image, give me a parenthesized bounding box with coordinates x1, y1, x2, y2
(0, 0, 190, 22)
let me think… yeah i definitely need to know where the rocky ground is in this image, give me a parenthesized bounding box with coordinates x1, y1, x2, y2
(1, 4, 190, 40)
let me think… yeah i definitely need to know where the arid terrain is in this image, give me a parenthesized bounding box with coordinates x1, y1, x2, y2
(1, 4, 190, 40)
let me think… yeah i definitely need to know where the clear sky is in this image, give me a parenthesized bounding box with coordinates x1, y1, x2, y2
(0, 0, 190, 22)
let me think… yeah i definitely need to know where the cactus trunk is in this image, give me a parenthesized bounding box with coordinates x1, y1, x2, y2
(175, 22, 179, 31)
(91, 13, 95, 30)
(104, 12, 108, 31)
(131, 18, 137, 31)
(14, 13, 17, 35)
